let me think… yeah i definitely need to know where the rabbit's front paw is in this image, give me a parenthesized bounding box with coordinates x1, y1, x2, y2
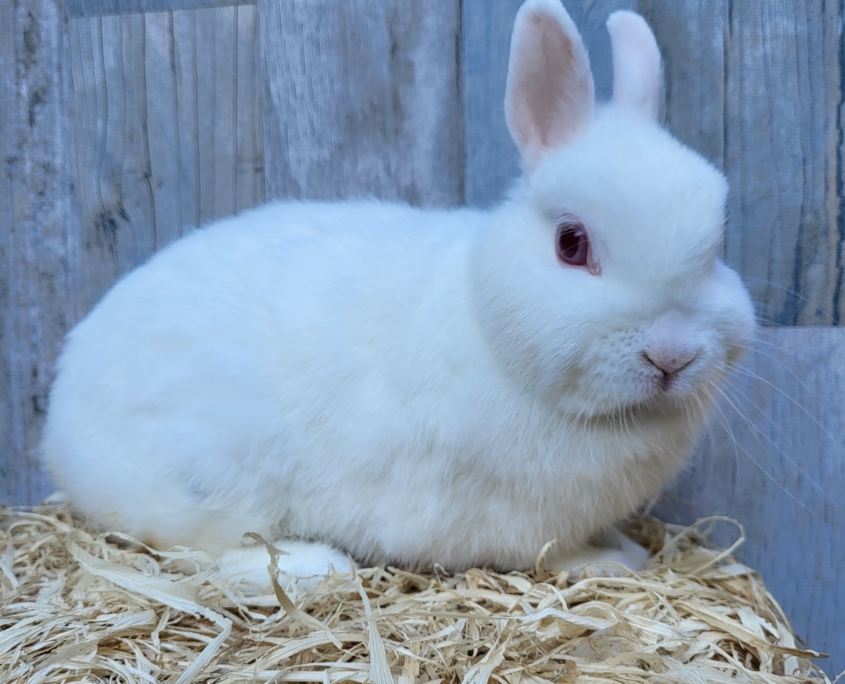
(218, 540, 355, 592)
(540, 528, 650, 577)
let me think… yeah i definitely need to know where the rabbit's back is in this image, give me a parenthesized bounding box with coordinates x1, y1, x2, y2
(42, 201, 486, 547)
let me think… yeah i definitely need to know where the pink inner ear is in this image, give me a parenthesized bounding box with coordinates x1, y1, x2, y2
(524, 15, 576, 148)
(505, 6, 594, 175)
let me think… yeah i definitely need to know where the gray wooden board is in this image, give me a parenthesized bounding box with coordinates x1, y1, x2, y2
(656, 327, 845, 675)
(464, 0, 845, 327)
(461, 0, 522, 207)
(0, 2, 264, 503)
(67, 0, 254, 18)
(66, 4, 264, 316)
(638, 0, 843, 328)
(258, 0, 464, 207)
(1, 0, 84, 505)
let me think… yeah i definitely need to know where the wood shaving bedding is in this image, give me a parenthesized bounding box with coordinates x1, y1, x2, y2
(0, 505, 830, 684)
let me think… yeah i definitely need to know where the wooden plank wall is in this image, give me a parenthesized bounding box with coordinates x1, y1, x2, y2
(641, 0, 842, 327)
(1, 0, 265, 506)
(67, 0, 253, 15)
(66, 3, 264, 310)
(258, 0, 463, 206)
(658, 328, 844, 670)
(1, 0, 83, 507)
(1, 0, 842, 672)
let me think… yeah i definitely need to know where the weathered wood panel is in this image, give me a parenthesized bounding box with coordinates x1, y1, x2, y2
(67, 3, 264, 316)
(0, 0, 83, 505)
(461, 0, 520, 207)
(639, 0, 842, 327)
(67, 0, 253, 18)
(656, 327, 845, 675)
(258, 0, 463, 206)
(0, 2, 264, 503)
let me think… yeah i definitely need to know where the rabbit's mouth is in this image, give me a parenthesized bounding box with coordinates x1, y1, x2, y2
(578, 375, 720, 425)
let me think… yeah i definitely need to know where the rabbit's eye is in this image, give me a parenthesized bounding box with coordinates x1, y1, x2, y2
(555, 217, 590, 268)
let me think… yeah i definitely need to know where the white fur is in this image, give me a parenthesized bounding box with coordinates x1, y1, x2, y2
(41, 0, 755, 581)
(217, 541, 353, 591)
(607, 11, 663, 119)
(542, 528, 651, 576)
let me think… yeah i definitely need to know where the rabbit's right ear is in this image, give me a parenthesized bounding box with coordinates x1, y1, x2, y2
(505, 0, 595, 175)
(606, 11, 662, 120)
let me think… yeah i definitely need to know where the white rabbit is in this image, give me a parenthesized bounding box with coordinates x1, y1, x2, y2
(41, 0, 755, 587)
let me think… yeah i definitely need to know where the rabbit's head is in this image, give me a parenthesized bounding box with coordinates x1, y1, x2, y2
(473, 0, 755, 421)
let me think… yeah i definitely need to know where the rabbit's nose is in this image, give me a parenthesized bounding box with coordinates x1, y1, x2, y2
(642, 309, 702, 387)
(641, 348, 698, 376)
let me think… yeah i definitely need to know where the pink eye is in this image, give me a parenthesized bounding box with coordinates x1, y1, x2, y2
(555, 216, 590, 267)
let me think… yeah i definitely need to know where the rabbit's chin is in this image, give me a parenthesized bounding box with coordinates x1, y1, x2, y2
(567, 384, 717, 429)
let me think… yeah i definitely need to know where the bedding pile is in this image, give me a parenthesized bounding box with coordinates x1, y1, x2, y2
(0, 504, 829, 683)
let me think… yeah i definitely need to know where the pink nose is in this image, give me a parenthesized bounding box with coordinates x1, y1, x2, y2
(641, 349, 698, 376)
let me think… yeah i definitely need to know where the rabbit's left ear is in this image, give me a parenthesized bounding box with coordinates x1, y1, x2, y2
(607, 11, 662, 120)
(505, 0, 595, 175)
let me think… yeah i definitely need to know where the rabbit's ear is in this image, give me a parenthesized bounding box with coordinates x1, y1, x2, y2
(607, 11, 662, 120)
(505, 0, 594, 175)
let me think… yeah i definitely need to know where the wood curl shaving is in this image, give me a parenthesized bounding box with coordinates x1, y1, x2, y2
(0, 505, 830, 684)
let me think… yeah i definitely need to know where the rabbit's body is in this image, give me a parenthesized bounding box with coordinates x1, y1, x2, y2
(42, 0, 756, 579)
(43, 191, 694, 570)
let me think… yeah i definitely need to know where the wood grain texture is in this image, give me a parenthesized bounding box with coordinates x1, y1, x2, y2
(639, 0, 843, 326)
(258, 0, 463, 206)
(67, 4, 264, 314)
(656, 327, 845, 675)
(67, 0, 254, 18)
(0, 0, 83, 504)
(0, 3, 264, 501)
(461, 0, 634, 207)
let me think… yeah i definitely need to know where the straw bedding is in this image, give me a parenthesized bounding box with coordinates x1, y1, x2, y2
(0, 504, 830, 684)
